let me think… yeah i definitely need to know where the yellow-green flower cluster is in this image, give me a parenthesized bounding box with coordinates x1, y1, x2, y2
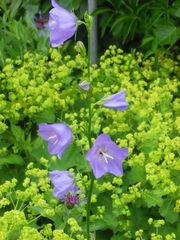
(0, 45, 179, 239)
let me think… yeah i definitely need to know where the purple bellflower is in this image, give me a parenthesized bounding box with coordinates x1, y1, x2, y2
(86, 134, 128, 179)
(38, 123, 72, 159)
(48, 0, 77, 47)
(102, 90, 128, 111)
(79, 80, 90, 91)
(33, 11, 48, 35)
(49, 170, 76, 199)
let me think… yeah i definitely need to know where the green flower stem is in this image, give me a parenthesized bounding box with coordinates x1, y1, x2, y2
(86, 18, 94, 240)
(86, 171, 94, 240)
(87, 15, 92, 148)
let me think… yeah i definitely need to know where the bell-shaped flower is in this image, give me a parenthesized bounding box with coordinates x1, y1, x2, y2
(49, 170, 76, 199)
(48, 0, 77, 47)
(38, 123, 72, 159)
(102, 90, 128, 110)
(86, 134, 128, 179)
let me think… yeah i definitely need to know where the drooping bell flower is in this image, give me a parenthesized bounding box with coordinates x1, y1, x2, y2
(102, 90, 128, 111)
(86, 134, 128, 179)
(33, 11, 48, 35)
(49, 170, 76, 199)
(38, 123, 72, 159)
(48, 0, 77, 47)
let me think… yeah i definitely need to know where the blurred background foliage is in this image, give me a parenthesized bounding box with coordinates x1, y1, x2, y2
(0, 0, 180, 67)
(94, 0, 180, 58)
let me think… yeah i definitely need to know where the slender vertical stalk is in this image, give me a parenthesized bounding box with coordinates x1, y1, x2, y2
(86, 22, 95, 240)
(87, 28, 92, 147)
(88, 0, 98, 64)
(86, 171, 94, 240)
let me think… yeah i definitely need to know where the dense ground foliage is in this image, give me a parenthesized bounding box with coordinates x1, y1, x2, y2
(0, 45, 179, 239)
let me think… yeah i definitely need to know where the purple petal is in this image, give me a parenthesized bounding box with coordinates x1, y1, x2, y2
(49, 170, 75, 199)
(106, 147, 128, 176)
(102, 90, 128, 111)
(86, 134, 128, 179)
(38, 123, 73, 159)
(48, 0, 77, 47)
(79, 81, 90, 91)
(38, 123, 54, 140)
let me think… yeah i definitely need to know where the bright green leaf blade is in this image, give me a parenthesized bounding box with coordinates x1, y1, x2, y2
(11, 123, 24, 143)
(92, 7, 113, 16)
(155, 24, 180, 45)
(0, 154, 25, 166)
(49, 144, 89, 171)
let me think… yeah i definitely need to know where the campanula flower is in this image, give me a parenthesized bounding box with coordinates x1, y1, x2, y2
(86, 134, 128, 179)
(38, 123, 72, 159)
(33, 11, 48, 35)
(48, 0, 77, 47)
(102, 90, 128, 110)
(49, 170, 76, 199)
(79, 80, 90, 91)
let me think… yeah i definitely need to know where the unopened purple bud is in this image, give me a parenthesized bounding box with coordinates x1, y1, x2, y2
(79, 81, 90, 91)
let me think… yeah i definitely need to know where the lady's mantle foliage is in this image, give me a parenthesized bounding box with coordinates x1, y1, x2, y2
(48, 0, 77, 47)
(0, 46, 179, 239)
(49, 170, 76, 199)
(86, 134, 128, 179)
(38, 123, 73, 159)
(102, 90, 128, 111)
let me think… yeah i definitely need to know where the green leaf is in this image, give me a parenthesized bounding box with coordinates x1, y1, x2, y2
(111, 15, 129, 32)
(139, 132, 160, 154)
(10, 0, 22, 19)
(143, 189, 164, 208)
(170, 1, 180, 18)
(49, 144, 89, 171)
(29, 137, 50, 160)
(155, 24, 180, 45)
(10, 123, 24, 143)
(58, 0, 82, 10)
(141, 36, 154, 48)
(170, 7, 180, 18)
(35, 109, 56, 124)
(91, 193, 117, 231)
(0, 154, 25, 166)
(159, 197, 178, 224)
(0, 1, 7, 11)
(92, 7, 113, 16)
(100, 13, 114, 37)
(159, 95, 172, 113)
(125, 165, 146, 185)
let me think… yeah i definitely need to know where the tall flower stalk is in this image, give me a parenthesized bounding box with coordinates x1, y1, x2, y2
(38, 3, 129, 239)
(84, 13, 95, 240)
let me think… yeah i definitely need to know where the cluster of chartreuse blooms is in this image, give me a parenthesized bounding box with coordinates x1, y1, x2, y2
(38, 0, 128, 207)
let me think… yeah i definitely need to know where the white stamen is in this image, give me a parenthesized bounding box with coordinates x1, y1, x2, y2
(99, 150, 114, 164)
(53, 138, 59, 145)
(48, 135, 57, 140)
(103, 152, 114, 160)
